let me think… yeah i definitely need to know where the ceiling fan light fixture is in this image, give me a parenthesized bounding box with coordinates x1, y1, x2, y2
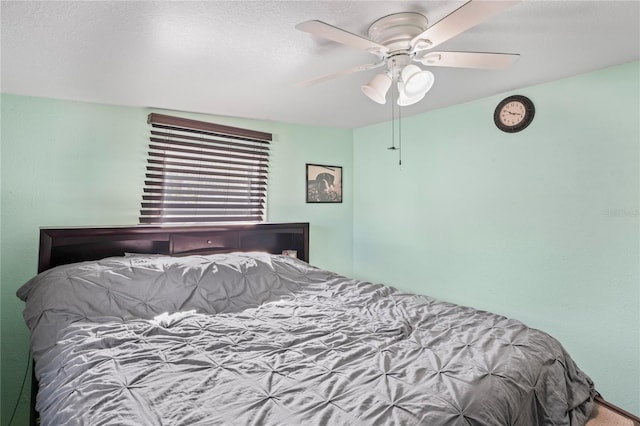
(401, 65, 435, 97)
(361, 73, 392, 104)
(397, 82, 427, 106)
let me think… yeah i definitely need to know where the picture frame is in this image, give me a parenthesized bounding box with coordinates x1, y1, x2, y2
(306, 164, 343, 203)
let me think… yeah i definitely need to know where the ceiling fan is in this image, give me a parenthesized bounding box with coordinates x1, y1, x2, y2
(296, 0, 521, 106)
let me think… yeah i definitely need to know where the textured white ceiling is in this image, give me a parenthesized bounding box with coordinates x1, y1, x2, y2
(1, 1, 639, 129)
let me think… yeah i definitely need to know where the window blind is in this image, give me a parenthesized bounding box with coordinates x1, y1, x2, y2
(140, 113, 271, 224)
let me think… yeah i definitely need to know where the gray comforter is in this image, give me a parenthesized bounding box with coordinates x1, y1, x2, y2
(18, 252, 595, 425)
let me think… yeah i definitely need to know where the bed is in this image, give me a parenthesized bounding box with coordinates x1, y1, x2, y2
(16, 223, 637, 425)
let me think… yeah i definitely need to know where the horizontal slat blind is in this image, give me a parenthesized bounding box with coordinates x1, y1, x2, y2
(140, 113, 271, 224)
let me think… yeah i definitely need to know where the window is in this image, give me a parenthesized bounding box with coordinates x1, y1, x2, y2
(139, 113, 271, 224)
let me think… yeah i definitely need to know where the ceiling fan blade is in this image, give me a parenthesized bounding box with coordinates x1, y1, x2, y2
(296, 20, 388, 55)
(411, 0, 520, 50)
(297, 62, 385, 88)
(418, 51, 519, 69)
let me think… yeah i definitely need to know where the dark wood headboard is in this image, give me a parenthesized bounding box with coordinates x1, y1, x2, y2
(38, 222, 309, 273)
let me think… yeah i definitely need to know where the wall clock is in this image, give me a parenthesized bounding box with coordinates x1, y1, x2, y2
(494, 95, 535, 133)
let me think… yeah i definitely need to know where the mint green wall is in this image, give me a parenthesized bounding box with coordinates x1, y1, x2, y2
(0, 95, 352, 425)
(353, 61, 640, 414)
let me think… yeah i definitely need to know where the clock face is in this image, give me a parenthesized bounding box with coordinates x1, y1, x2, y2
(499, 101, 527, 126)
(494, 95, 535, 133)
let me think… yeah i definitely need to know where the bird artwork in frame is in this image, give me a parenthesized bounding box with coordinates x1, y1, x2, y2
(306, 164, 343, 203)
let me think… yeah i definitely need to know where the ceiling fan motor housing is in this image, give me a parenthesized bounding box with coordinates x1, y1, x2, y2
(368, 13, 429, 54)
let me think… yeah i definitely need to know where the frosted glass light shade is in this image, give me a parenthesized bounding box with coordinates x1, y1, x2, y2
(401, 65, 435, 97)
(397, 82, 426, 106)
(361, 73, 392, 104)
(398, 81, 427, 106)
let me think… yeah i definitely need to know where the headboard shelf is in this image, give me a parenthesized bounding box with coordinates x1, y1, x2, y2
(38, 222, 309, 273)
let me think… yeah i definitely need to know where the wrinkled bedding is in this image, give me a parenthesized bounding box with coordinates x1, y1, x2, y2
(18, 252, 595, 425)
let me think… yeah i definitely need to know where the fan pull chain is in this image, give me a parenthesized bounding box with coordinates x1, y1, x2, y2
(386, 65, 401, 168)
(398, 102, 402, 167)
(389, 75, 396, 151)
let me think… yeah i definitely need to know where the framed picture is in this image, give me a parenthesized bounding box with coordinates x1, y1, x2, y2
(306, 164, 342, 203)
